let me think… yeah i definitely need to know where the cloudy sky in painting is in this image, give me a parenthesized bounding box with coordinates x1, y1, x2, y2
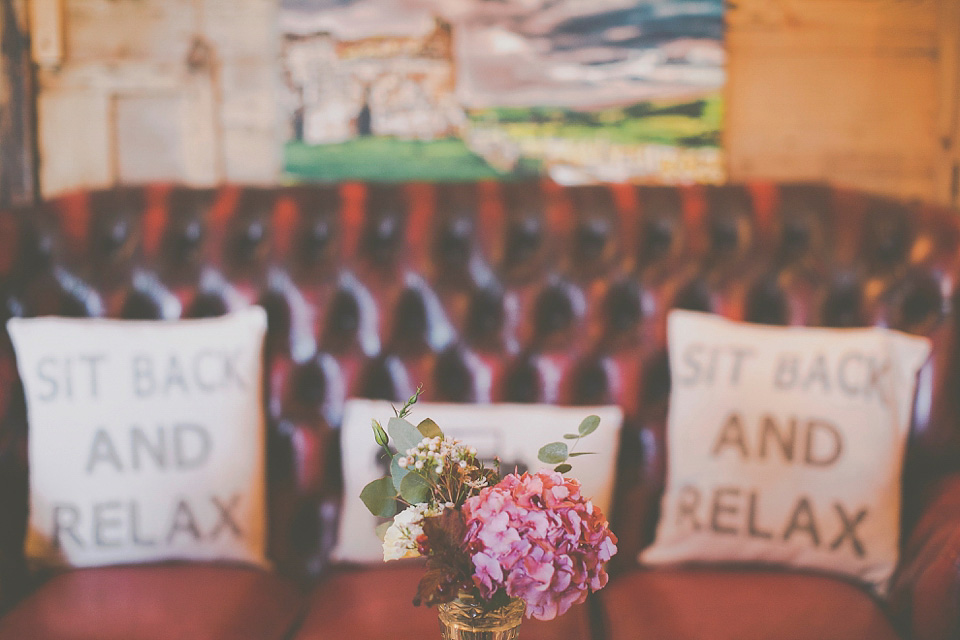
(279, 0, 725, 108)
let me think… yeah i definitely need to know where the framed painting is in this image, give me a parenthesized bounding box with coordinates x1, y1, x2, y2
(280, 0, 724, 184)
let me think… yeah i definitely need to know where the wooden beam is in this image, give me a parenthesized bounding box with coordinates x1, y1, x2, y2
(28, 0, 62, 68)
(0, 0, 37, 208)
(936, 0, 960, 207)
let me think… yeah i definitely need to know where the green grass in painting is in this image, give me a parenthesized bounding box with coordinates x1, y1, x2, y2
(283, 93, 721, 181)
(284, 137, 536, 182)
(469, 92, 723, 148)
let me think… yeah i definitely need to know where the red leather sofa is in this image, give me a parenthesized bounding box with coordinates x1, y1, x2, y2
(0, 181, 958, 639)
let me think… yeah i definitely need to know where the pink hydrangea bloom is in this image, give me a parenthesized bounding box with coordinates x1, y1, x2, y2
(462, 471, 618, 621)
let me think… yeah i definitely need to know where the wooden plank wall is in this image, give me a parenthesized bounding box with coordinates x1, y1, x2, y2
(727, 0, 960, 206)
(0, 0, 35, 208)
(31, 0, 279, 197)
(17, 0, 960, 207)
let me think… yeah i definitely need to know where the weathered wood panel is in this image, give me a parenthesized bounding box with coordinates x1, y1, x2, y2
(63, 0, 194, 64)
(34, 0, 279, 196)
(935, 0, 960, 207)
(22, 0, 960, 206)
(726, 0, 959, 205)
(0, 0, 36, 207)
(36, 89, 112, 195)
(115, 94, 186, 183)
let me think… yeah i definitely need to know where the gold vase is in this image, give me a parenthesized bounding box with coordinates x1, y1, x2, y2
(438, 593, 525, 640)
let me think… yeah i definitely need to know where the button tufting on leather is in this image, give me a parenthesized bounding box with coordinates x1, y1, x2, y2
(777, 185, 829, 263)
(300, 216, 334, 262)
(434, 215, 474, 270)
(321, 278, 380, 357)
(603, 281, 645, 335)
(2, 182, 960, 583)
(0, 293, 23, 324)
(533, 282, 581, 341)
(362, 186, 406, 266)
(642, 351, 671, 405)
(166, 219, 204, 262)
(228, 218, 270, 270)
(433, 345, 477, 403)
(120, 272, 180, 320)
(56, 271, 103, 318)
(745, 276, 789, 326)
(162, 189, 212, 267)
(465, 285, 505, 348)
(290, 186, 339, 268)
(673, 278, 713, 313)
(18, 224, 55, 274)
(571, 356, 611, 405)
(391, 288, 430, 351)
(863, 199, 912, 270)
(888, 271, 944, 333)
(504, 216, 542, 269)
(187, 290, 230, 318)
(290, 355, 331, 410)
(638, 187, 683, 264)
(503, 354, 542, 404)
(94, 217, 132, 258)
(322, 289, 360, 349)
(90, 189, 142, 265)
(821, 275, 864, 327)
(570, 186, 616, 265)
(358, 354, 410, 402)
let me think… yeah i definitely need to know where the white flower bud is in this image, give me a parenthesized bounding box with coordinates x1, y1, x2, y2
(415, 460, 424, 470)
(398, 457, 408, 469)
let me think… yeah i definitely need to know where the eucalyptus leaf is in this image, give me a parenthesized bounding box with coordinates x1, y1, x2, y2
(538, 442, 569, 464)
(388, 417, 422, 454)
(554, 463, 572, 473)
(563, 434, 580, 440)
(360, 477, 398, 518)
(400, 471, 432, 504)
(375, 520, 393, 542)
(391, 454, 410, 492)
(417, 418, 443, 439)
(568, 452, 597, 457)
(578, 415, 601, 437)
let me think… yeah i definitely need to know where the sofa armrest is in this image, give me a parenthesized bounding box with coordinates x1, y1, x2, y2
(890, 472, 960, 640)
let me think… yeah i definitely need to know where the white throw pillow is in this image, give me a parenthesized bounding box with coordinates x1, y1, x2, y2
(333, 400, 623, 563)
(7, 307, 268, 570)
(641, 310, 932, 593)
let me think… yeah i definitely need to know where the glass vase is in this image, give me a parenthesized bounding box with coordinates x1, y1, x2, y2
(438, 593, 525, 640)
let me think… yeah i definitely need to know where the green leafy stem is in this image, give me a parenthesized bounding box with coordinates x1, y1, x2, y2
(537, 414, 601, 474)
(362, 386, 464, 518)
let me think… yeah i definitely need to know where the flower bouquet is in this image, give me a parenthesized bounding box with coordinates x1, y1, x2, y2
(360, 388, 618, 639)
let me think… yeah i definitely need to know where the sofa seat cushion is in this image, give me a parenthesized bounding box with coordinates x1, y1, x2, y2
(0, 565, 303, 640)
(292, 565, 592, 640)
(598, 568, 900, 640)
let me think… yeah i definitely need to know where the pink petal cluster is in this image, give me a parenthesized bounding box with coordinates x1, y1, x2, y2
(462, 471, 618, 621)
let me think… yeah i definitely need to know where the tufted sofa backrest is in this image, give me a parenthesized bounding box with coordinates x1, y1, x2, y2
(1, 181, 959, 588)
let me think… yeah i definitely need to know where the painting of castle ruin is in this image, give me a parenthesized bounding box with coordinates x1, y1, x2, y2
(280, 0, 725, 184)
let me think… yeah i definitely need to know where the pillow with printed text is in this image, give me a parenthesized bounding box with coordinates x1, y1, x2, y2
(7, 307, 268, 570)
(641, 310, 931, 594)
